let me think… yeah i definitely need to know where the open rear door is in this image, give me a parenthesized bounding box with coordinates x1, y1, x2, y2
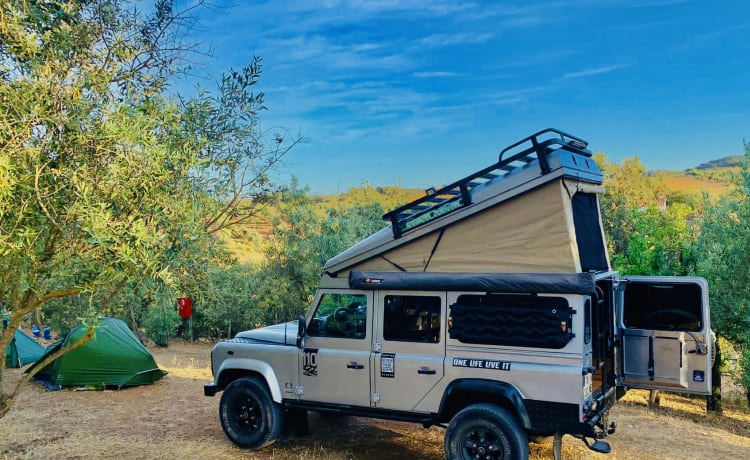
(619, 276, 712, 395)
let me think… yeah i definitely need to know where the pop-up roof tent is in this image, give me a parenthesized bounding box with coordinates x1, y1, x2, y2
(322, 129, 610, 283)
(28, 317, 167, 388)
(5, 329, 46, 368)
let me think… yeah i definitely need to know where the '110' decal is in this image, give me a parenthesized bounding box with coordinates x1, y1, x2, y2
(303, 348, 318, 376)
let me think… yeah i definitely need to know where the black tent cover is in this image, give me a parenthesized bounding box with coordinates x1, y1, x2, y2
(349, 271, 596, 294)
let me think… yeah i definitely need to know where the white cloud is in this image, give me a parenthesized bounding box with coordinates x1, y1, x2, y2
(261, 35, 411, 72)
(563, 64, 629, 79)
(419, 32, 495, 47)
(485, 86, 552, 104)
(412, 71, 465, 78)
(626, 0, 695, 8)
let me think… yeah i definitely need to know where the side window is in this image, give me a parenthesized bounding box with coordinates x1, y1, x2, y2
(623, 283, 702, 332)
(383, 295, 441, 343)
(308, 293, 367, 339)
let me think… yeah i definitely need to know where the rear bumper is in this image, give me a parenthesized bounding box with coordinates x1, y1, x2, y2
(204, 383, 218, 397)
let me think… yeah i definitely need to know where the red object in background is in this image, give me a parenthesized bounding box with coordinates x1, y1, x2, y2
(177, 297, 192, 318)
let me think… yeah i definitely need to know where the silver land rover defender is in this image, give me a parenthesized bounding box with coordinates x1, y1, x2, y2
(204, 129, 713, 460)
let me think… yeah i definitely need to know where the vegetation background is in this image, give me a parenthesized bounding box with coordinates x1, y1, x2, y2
(1, 0, 749, 423)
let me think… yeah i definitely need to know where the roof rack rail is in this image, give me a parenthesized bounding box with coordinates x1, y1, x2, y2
(382, 128, 591, 239)
(499, 128, 590, 174)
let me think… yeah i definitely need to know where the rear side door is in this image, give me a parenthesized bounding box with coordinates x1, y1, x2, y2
(619, 276, 712, 394)
(372, 291, 445, 411)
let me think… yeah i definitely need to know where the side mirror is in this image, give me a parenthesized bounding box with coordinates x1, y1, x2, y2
(296, 315, 306, 348)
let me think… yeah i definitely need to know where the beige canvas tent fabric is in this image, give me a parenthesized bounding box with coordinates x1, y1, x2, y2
(351, 179, 583, 274)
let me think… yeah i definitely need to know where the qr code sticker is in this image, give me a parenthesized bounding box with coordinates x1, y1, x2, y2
(381, 353, 395, 378)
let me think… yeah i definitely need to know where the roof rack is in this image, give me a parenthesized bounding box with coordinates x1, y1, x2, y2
(382, 128, 591, 239)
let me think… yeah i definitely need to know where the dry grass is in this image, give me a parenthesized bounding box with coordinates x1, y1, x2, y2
(1, 341, 748, 459)
(662, 176, 730, 197)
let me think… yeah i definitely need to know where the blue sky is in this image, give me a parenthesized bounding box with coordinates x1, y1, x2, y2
(176, 0, 749, 193)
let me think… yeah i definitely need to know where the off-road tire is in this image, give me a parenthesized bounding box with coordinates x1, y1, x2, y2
(219, 376, 284, 449)
(444, 403, 529, 460)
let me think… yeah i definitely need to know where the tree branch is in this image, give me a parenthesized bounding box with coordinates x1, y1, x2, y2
(34, 160, 63, 233)
(0, 325, 95, 419)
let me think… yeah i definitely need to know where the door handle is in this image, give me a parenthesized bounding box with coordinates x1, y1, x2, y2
(418, 367, 436, 375)
(347, 362, 364, 370)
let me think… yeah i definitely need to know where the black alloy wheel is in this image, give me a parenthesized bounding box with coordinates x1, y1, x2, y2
(219, 376, 284, 449)
(444, 403, 528, 460)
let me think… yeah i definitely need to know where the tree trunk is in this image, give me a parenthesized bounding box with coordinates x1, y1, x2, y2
(707, 340, 722, 414)
(34, 309, 43, 334)
(648, 390, 661, 408)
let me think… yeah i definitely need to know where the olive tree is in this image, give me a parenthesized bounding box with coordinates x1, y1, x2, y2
(254, 185, 385, 324)
(593, 153, 668, 257)
(696, 143, 750, 403)
(0, 0, 296, 418)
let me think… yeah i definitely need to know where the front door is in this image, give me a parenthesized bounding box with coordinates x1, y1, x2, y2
(619, 276, 712, 395)
(299, 290, 373, 407)
(373, 291, 445, 411)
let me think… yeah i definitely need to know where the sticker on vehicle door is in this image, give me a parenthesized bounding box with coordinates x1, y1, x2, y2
(452, 358, 511, 371)
(583, 373, 593, 399)
(303, 348, 318, 376)
(381, 353, 396, 378)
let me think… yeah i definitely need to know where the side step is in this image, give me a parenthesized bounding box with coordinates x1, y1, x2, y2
(582, 437, 611, 454)
(552, 433, 612, 460)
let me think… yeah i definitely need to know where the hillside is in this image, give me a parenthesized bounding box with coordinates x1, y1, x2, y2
(316, 185, 424, 210)
(695, 155, 744, 170)
(657, 171, 732, 197)
(220, 185, 424, 264)
(654, 155, 740, 198)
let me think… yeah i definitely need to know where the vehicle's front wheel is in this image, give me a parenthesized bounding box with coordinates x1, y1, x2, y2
(444, 403, 529, 460)
(219, 376, 284, 449)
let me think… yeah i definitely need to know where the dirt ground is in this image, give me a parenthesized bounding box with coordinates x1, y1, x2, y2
(1, 341, 749, 460)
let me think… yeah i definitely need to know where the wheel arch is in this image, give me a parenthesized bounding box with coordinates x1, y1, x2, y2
(215, 358, 283, 403)
(437, 379, 530, 429)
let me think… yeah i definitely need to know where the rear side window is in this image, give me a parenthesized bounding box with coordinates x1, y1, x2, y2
(450, 294, 574, 349)
(383, 295, 441, 343)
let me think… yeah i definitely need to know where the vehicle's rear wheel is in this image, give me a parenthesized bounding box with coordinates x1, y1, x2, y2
(219, 376, 284, 449)
(444, 403, 529, 460)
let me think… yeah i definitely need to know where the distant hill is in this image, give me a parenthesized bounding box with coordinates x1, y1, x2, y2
(220, 185, 424, 264)
(693, 155, 744, 170)
(316, 185, 424, 211)
(658, 173, 731, 197)
(653, 155, 741, 198)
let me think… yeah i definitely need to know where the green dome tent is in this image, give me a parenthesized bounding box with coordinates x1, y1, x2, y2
(5, 329, 46, 368)
(29, 317, 167, 388)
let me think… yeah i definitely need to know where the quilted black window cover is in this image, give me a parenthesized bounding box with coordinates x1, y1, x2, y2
(450, 294, 574, 349)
